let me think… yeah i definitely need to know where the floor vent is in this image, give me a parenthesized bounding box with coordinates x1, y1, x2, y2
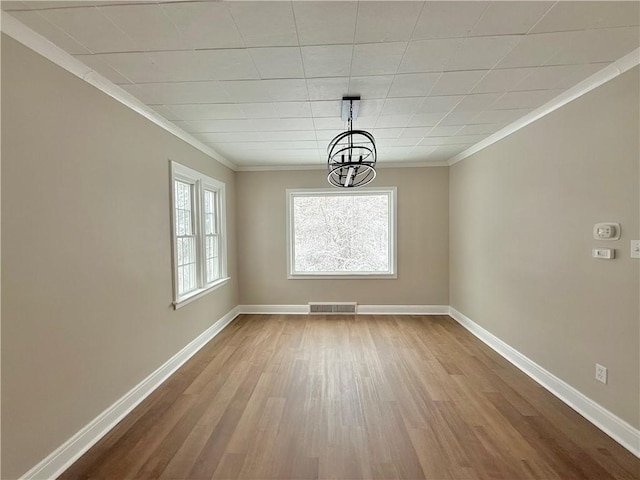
(309, 302, 357, 314)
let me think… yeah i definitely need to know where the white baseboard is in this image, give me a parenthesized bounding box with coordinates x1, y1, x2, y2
(238, 304, 308, 314)
(448, 307, 640, 457)
(358, 304, 449, 315)
(237, 304, 449, 315)
(20, 306, 240, 480)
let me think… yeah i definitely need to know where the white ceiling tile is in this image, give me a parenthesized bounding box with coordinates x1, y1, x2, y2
(399, 38, 465, 73)
(531, 1, 640, 34)
(260, 131, 318, 142)
(546, 27, 640, 65)
(293, 1, 357, 45)
(456, 123, 501, 135)
(355, 1, 424, 43)
(412, 1, 488, 40)
(429, 70, 487, 96)
(420, 134, 486, 145)
(236, 141, 319, 150)
(39, 6, 138, 53)
(351, 42, 408, 76)
(98, 4, 184, 51)
(472, 108, 533, 124)
(253, 118, 316, 132)
(426, 125, 464, 136)
(185, 119, 254, 133)
(315, 129, 343, 141)
(401, 146, 439, 161)
(306, 77, 350, 101)
(496, 31, 578, 69)
(223, 79, 308, 103)
(359, 99, 385, 117)
(391, 137, 422, 147)
(446, 36, 521, 71)
(471, 67, 536, 93)
(398, 127, 432, 138)
(388, 73, 442, 97)
(407, 113, 447, 127)
(380, 98, 423, 116)
(74, 54, 132, 84)
(493, 89, 563, 110)
(239, 103, 279, 119)
(471, 2, 553, 36)
(161, 104, 245, 121)
(249, 47, 304, 79)
(417, 95, 464, 113)
(275, 102, 313, 118)
(96, 50, 259, 83)
(348, 76, 394, 99)
(160, 2, 245, 49)
(438, 111, 482, 125)
(228, 2, 297, 47)
(375, 115, 412, 128)
(122, 81, 232, 104)
(11, 10, 91, 55)
(372, 128, 405, 139)
(310, 101, 342, 118)
(196, 132, 260, 144)
(301, 45, 353, 78)
(311, 117, 346, 130)
(511, 65, 582, 92)
(451, 93, 502, 112)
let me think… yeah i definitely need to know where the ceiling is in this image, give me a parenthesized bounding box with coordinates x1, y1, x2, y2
(2, 1, 639, 169)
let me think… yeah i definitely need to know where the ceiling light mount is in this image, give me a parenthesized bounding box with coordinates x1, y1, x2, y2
(327, 96, 377, 188)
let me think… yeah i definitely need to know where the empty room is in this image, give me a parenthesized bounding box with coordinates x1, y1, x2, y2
(1, 1, 639, 479)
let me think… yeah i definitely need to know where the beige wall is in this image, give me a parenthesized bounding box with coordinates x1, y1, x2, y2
(1, 36, 239, 478)
(236, 167, 449, 306)
(450, 68, 640, 428)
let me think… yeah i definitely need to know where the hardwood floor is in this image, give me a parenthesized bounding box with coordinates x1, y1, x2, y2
(60, 314, 639, 480)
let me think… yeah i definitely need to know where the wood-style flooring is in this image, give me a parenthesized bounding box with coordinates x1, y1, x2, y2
(60, 314, 640, 479)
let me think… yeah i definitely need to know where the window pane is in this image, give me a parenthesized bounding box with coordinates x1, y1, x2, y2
(292, 193, 390, 274)
(175, 180, 193, 236)
(204, 190, 216, 235)
(205, 234, 219, 283)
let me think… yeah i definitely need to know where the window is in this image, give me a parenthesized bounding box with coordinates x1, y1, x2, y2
(287, 187, 396, 278)
(171, 161, 228, 307)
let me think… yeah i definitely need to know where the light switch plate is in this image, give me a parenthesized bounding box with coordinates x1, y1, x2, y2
(592, 248, 614, 259)
(631, 240, 640, 259)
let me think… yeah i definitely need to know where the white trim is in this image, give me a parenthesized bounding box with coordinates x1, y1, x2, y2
(237, 304, 449, 315)
(358, 304, 449, 315)
(449, 49, 640, 166)
(448, 306, 640, 457)
(19, 306, 241, 480)
(173, 277, 230, 309)
(238, 305, 309, 314)
(0, 13, 237, 171)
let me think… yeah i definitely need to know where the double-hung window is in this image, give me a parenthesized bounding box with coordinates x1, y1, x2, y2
(287, 187, 397, 278)
(171, 161, 228, 307)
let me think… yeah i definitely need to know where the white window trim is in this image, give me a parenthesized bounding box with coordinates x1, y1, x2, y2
(286, 187, 397, 279)
(170, 161, 229, 308)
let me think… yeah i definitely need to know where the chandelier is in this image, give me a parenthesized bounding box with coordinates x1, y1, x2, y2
(327, 97, 377, 188)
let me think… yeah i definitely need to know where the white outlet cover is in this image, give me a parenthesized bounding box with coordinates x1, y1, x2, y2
(595, 364, 607, 384)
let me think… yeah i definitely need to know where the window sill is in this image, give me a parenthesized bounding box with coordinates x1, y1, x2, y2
(288, 272, 397, 280)
(173, 277, 230, 309)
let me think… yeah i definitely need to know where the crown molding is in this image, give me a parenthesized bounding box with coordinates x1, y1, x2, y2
(0, 12, 238, 171)
(448, 48, 640, 166)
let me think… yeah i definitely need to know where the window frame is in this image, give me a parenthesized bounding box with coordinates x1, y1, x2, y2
(170, 161, 229, 308)
(286, 187, 397, 279)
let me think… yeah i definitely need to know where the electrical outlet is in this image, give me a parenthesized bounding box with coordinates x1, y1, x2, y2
(595, 364, 607, 384)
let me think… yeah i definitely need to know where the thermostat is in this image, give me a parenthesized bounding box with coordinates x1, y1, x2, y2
(593, 223, 620, 240)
